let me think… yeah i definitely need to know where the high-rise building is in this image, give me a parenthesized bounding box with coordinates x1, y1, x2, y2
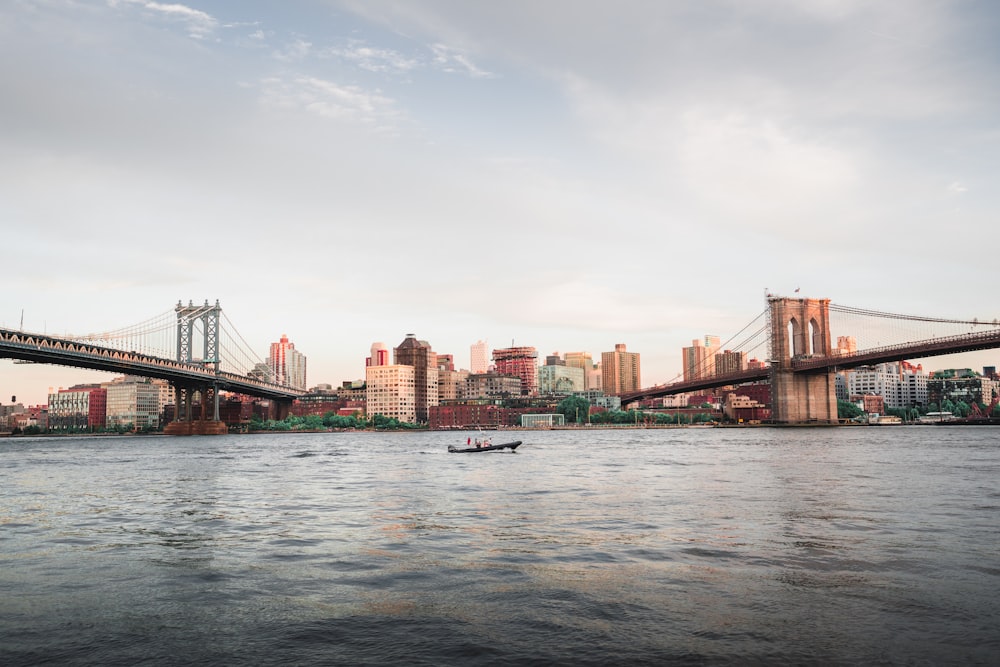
(367, 342, 390, 367)
(714, 349, 748, 375)
(601, 343, 641, 396)
(435, 353, 466, 401)
(438, 368, 470, 401)
(269, 334, 307, 390)
(846, 361, 929, 409)
(470, 340, 489, 374)
(366, 363, 416, 423)
(564, 352, 596, 389)
(105, 378, 161, 430)
(394, 334, 439, 423)
(492, 346, 538, 395)
(682, 335, 720, 381)
(538, 365, 585, 395)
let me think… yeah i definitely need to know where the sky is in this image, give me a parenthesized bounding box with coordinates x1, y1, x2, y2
(2, 0, 1000, 406)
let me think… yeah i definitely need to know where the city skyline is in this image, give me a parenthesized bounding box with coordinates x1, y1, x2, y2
(3, 316, 998, 408)
(3, 1, 1000, 404)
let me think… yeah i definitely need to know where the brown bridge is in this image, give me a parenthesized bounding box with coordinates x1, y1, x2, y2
(621, 297, 1000, 423)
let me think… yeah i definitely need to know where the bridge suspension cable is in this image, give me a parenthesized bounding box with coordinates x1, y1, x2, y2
(829, 303, 999, 327)
(66, 309, 178, 359)
(219, 312, 267, 378)
(666, 309, 770, 386)
(58, 305, 271, 378)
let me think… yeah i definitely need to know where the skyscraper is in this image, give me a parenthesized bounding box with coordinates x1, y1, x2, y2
(601, 344, 640, 396)
(714, 349, 748, 375)
(682, 335, 720, 382)
(394, 334, 439, 423)
(269, 334, 307, 390)
(470, 340, 489, 374)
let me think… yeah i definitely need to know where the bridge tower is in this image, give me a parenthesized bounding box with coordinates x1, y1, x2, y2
(175, 300, 221, 371)
(768, 297, 839, 424)
(165, 300, 227, 435)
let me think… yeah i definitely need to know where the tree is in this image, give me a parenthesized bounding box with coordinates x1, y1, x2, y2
(556, 395, 590, 424)
(299, 414, 324, 430)
(324, 414, 363, 429)
(837, 400, 863, 420)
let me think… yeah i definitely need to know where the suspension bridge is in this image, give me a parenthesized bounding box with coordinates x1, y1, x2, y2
(0, 300, 304, 434)
(2, 296, 999, 430)
(621, 296, 1000, 423)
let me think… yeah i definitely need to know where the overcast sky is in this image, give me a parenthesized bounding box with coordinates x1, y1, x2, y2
(3, 0, 999, 405)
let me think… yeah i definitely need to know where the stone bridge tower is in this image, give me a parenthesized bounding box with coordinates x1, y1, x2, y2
(768, 297, 839, 424)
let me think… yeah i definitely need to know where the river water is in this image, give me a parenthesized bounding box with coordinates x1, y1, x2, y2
(1, 427, 998, 665)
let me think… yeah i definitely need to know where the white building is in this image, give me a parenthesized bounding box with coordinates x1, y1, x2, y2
(847, 362, 928, 409)
(366, 363, 417, 423)
(521, 414, 566, 428)
(48, 389, 96, 430)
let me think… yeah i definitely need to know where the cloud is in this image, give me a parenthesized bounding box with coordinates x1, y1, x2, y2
(108, 0, 217, 38)
(273, 37, 312, 62)
(675, 109, 858, 218)
(325, 42, 420, 74)
(258, 75, 404, 131)
(430, 43, 494, 78)
(947, 181, 968, 195)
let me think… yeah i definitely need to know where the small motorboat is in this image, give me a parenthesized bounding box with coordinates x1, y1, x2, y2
(448, 440, 522, 453)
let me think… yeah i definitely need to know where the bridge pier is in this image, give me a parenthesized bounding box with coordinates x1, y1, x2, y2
(770, 369, 839, 424)
(768, 297, 839, 424)
(164, 383, 228, 436)
(273, 399, 291, 422)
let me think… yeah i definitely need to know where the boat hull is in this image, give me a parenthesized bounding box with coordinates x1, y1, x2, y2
(448, 440, 522, 453)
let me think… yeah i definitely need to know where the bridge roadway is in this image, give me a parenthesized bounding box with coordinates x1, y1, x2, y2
(621, 328, 1000, 405)
(0, 327, 304, 401)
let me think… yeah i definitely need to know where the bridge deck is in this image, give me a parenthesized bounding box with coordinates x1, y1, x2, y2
(622, 328, 1000, 404)
(0, 327, 303, 401)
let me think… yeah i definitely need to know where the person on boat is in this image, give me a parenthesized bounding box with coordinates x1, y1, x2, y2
(467, 437, 471, 446)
